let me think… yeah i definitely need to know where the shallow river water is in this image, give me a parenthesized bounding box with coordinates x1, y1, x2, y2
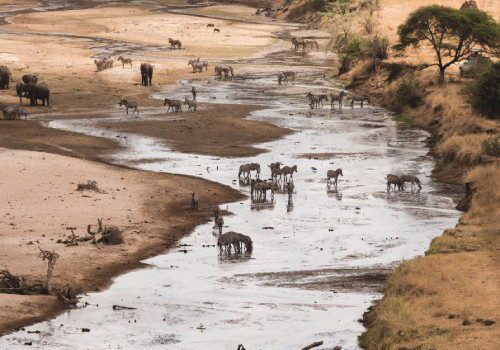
(1, 46, 460, 349)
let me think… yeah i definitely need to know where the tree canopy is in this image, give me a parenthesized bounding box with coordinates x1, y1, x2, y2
(395, 5, 499, 83)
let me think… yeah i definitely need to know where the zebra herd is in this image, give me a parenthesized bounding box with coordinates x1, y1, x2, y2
(307, 91, 370, 109)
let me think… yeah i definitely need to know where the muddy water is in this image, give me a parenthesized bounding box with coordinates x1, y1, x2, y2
(1, 50, 460, 349)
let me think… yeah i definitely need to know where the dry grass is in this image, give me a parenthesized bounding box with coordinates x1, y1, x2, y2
(437, 134, 490, 166)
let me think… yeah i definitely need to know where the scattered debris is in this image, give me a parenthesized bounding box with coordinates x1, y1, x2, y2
(81, 328, 90, 332)
(76, 180, 104, 193)
(300, 341, 323, 350)
(112, 304, 137, 311)
(37, 247, 59, 294)
(262, 226, 274, 230)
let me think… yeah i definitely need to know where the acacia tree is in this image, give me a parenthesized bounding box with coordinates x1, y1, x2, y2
(395, 5, 499, 83)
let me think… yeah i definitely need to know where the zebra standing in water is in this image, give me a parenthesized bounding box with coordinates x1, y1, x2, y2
(400, 175, 422, 190)
(327, 169, 343, 188)
(386, 174, 404, 191)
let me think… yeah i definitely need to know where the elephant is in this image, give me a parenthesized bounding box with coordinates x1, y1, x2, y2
(0, 65, 12, 89)
(25, 83, 50, 106)
(22, 74, 38, 85)
(140, 63, 153, 86)
(16, 83, 28, 103)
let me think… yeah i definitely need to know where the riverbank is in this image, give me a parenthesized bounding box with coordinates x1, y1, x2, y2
(328, 1, 499, 348)
(0, 2, 291, 335)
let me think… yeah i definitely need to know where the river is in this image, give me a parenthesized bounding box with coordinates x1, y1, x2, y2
(0, 13, 460, 350)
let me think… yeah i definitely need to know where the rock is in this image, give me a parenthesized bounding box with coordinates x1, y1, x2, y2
(81, 328, 90, 332)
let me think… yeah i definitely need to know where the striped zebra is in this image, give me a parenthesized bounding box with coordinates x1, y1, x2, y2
(386, 174, 404, 191)
(118, 100, 139, 114)
(400, 175, 422, 190)
(327, 168, 343, 188)
(238, 163, 260, 179)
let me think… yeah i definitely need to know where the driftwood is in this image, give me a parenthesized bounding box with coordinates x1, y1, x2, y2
(54, 286, 79, 305)
(38, 247, 59, 294)
(112, 304, 136, 310)
(87, 219, 123, 245)
(0, 270, 22, 290)
(301, 341, 323, 350)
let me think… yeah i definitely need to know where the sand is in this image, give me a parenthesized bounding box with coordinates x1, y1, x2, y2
(0, 148, 242, 335)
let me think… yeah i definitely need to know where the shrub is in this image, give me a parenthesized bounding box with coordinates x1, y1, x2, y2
(463, 62, 499, 119)
(392, 77, 423, 113)
(363, 17, 375, 34)
(366, 35, 389, 61)
(482, 136, 500, 157)
(338, 54, 353, 75)
(344, 36, 366, 57)
(288, 0, 327, 18)
(385, 63, 405, 82)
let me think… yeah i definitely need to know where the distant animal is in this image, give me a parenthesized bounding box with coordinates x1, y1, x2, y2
(25, 83, 50, 106)
(400, 175, 422, 190)
(282, 71, 296, 84)
(330, 91, 346, 109)
(215, 216, 224, 234)
(188, 59, 208, 73)
(286, 181, 294, 198)
(217, 231, 252, 253)
(349, 95, 370, 108)
(15, 83, 28, 103)
(164, 98, 182, 113)
(191, 193, 198, 210)
(184, 98, 197, 111)
(304, 39, 319, 50)
(213, 28, 220, 33)
(307, 92, 327, 109)
(14, 107, 28, 120)
(94, 57, 113, 71)
(168, 38, 182, 49)
(238, 163, 261, 179)
(386, 174, 404, 191)
(277, 73, 285, 85)
(191, 86, 197, 100)
(0, 65, 12, 89)
(207, 23, 215, 27)
(268, 162, 282, 179)
(140, 63, 153, 86)
(213, 205, 220, 220)
(291, 37, 306, 51)
(117, 56, 133, 68)
(251, 180, 279, 201)
(118, 99, 139, 114)
(327, 168, 343, 187)
(0, 104, 17, 120)
(281, 165, 297, 181)
(22, 74, 38, 85)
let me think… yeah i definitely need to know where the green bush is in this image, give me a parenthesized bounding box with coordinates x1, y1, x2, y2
(463, 62, 499, 119)
(366, 35, 389, 61)
(393, 77, 424, 113)
(344, 36, 366, 57)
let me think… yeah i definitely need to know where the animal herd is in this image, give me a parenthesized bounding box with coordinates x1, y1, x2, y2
(306, 90, 370, 109)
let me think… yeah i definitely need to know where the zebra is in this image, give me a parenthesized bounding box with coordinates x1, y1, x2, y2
(386, 174, 404, 191)
(277, 73, 285, 85)
(307, 92, 327, 109)
(191, 193, 198, 211)
(327, 169, 343, 188)
(217, 231, 252, 253)
(188, 59, 207, 73)
(286, 181, 295, 199)
(214, 216, 224, 234)
(238, 163, 260, 179)
(251, 180, 279, 201)
(283, 71, 296, 84)
(117, 56, 132, 68)
(168, 38, 182, 49)
(0, 105, 18, 120)
(268, 162, 282, 179)
(118, 100, 139, 114)
(349, 95, 370, 108)
(281, 165, 297, 182)
(184, 98, 197, 111)
(213, 28, 220, 33)
(330, 91, 346, 109)
(400, 175, 422, 190)
(164, 98, 182, 113)
(291, 37, 306, 50)
(14, 107, 28, 120)
(304, 39, 319, 50)
(207, 23, 215, 27)
(213, 205, 220, 220)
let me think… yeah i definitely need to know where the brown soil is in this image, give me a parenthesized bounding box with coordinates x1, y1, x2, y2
(100, 103, 292, 157)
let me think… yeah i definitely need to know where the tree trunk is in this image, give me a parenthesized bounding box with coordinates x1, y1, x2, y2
(438, 67, 446, 84)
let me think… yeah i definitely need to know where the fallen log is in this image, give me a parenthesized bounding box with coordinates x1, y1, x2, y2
(112, 304, 137, 310)
(301, 341, 323, 350)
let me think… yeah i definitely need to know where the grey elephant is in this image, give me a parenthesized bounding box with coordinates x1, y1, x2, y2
(0, 65, 12, 89)
(140, 63, 153, 86)
(16, 83, 27, 103)
(26, 83, 50, 106)
(22, 74, 38, 85)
